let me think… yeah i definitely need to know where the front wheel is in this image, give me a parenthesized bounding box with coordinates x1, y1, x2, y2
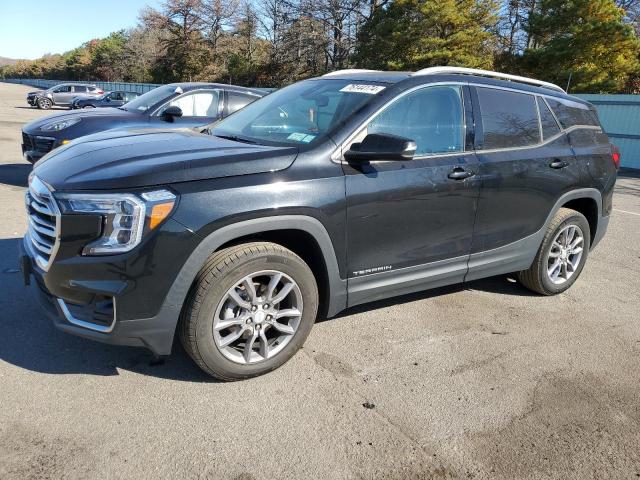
(37, 97, 52, 110)
(518, 208, 590, 295)
(179, 242, 319, 380)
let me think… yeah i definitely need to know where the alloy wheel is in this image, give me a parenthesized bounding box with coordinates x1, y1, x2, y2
(546, 224, 585, 285)
(212, 270, 303, 364)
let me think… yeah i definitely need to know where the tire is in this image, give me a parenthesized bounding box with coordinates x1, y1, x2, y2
(37, 97, 52, 110)
(518, 208, 590, 295)
(179, 242, 319, 381)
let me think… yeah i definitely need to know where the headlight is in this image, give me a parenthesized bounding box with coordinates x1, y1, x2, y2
(41, 117, 81, 131)
(55, 189, 177, 255)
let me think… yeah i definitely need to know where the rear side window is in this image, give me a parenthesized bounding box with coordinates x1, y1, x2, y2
(545, 98, 598, 128)
(367, 85, 464, 155)
(227, 92, 259, 115)
(73, 85, 88, 93)
(537, 97, 561, 140)
(476, 87, 540, 149)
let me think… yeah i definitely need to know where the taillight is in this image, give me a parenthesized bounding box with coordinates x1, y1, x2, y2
(96, 89, 104, 94)
(611, 144, 621, 169)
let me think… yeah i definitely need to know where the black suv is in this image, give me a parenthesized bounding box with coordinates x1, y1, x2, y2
(19, 68, 617, 380)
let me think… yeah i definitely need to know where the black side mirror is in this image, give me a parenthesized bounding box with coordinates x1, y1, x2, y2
(344, 133, 417, 163)
(162, 106, 183, 122)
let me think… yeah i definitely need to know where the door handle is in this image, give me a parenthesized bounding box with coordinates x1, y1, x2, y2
(448, 167, 475, 180)
(549, 159, 569, 169)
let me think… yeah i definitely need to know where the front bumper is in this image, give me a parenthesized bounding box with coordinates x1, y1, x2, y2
(18, 219, 195, 355)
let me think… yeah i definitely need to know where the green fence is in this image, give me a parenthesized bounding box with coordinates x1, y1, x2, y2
(576, 94, 640, 170)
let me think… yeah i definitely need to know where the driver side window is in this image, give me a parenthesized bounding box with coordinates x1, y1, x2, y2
(367, 86, 464, 156)
(159, 90, 219, 117)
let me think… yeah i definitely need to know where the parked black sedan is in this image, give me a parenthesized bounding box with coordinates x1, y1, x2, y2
(71, 90, 140, 109)
(22, 83, 265, 163)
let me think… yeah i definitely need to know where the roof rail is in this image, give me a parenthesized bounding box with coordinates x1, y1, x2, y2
(322, 69, 380, 77)
(413, 67, 565, 93)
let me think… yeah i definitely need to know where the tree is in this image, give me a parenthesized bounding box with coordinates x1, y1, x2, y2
(354, 0, 499, 70)
(517, 0, 640, 92)
(142, 0, 209, 81)
(91, 31, 127, 81)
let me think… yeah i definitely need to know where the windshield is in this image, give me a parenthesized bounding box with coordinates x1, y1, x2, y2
(122, 85, 178, 113)
(211, 79, 387, 146)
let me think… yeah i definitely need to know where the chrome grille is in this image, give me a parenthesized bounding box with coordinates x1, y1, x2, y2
(26, 176, 59, 270)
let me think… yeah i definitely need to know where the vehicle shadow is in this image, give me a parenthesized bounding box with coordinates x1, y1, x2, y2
(0, 163, 31, 188)
(0, 237, 213, 382)
(14, 106, 69, 111)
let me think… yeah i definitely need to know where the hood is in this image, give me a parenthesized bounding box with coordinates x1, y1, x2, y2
(23, 107, 132, 132)
(33, 128, 298, 190)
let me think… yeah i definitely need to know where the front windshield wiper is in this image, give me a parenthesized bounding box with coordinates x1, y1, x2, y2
(213, 134, 260, 145)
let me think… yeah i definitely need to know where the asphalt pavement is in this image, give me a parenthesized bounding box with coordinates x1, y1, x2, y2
(0, 82, 639, 480)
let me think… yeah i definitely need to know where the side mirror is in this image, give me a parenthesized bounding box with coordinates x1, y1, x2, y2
(104, 96, 111, 102)
(162, 106, 183, 122)
(344, 133, 417, 163)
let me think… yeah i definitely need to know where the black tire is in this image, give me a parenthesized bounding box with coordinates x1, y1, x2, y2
(37, 97, 52, 110)
(179, 242, 319, 381)
(518, 208, 590, 295)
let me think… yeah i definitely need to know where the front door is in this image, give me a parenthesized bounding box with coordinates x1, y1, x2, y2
(343, 85, 481, 306)
(151, 89, 222, 128)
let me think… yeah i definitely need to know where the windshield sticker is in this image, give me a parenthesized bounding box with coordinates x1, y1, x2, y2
(339, 84, 385, 95)
(287, 133, 308, 141)
(174, 86, 184, 94)
(287, 133, 317, 143)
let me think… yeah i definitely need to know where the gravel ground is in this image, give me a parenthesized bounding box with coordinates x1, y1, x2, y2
(0, 82, 639, 480)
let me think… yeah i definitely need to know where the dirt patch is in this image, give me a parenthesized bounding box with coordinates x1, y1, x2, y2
(466, 372, 640, 479)
(0, 422, 96, 480)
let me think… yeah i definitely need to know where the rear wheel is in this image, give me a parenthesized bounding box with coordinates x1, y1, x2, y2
(179, 242, 318, 380)
(37, 97, 52, 110)
(518, 208, 590, 295)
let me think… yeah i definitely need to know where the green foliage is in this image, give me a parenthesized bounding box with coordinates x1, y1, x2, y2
(514, 0, 640, 92)
(354, 0, 499, 70)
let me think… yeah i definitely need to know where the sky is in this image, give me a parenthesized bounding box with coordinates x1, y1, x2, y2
(0, 0, 161, 60)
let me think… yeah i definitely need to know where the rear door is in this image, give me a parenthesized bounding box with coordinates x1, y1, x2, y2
(343, 84, 481, 305)
(467, 86, 579, 279)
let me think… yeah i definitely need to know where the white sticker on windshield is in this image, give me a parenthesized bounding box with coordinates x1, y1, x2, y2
(339, 84, 385, 95)
(287, 133, 308, 141)
(301, 135, 315, 143)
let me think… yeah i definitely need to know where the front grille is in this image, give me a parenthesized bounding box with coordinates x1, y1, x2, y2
(26, 176, 59, 270)
(22, 132, 33, 150)
(22, 132, 55, 153)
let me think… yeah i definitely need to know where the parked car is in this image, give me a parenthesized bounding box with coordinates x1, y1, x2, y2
(22, 82, 265, 163)
(71, 91, 141, 109)
(27, 83, 103, 109)
(19, 68, 617, 380)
